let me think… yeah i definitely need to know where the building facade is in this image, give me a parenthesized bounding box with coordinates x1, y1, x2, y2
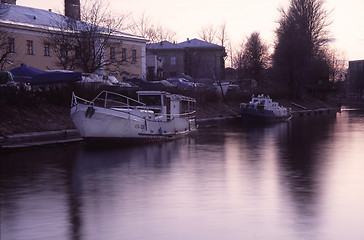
(147, 39, 226, 81)
(0, 1, 147, 80)
(348, 60, 364, 97)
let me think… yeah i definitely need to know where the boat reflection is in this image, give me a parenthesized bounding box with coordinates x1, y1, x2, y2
(68, 137, 194, 240)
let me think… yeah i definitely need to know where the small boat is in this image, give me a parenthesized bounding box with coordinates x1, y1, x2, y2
(70, 90, 197, 142)
(239, 94, 292, 121)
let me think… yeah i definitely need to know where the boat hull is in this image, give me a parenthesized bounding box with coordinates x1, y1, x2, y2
(70, 104, 196, 141)
(240, 108, 292, 122)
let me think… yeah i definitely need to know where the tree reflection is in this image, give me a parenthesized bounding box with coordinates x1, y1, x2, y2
(277, 115, 337, 231)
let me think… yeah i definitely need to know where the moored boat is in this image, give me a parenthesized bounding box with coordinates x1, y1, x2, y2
(70, 90, 196, 142)
(239, 94, 292, 121)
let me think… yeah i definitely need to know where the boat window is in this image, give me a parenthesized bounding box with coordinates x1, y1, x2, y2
(139, 95, 162, 106)
(182, 100, 196, 113)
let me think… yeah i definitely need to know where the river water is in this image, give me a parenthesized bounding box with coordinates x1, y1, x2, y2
(1, 107, 364, 240)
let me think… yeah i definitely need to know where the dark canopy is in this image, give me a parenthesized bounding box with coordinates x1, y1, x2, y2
(10, 64, 82, 85)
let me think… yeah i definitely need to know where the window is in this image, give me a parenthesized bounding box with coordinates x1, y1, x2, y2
(170, 56, 176, 65)
(44, 43, 50, 56)
(132, 49, 137, 63)
(110, 47, 116, 60)
(60, 45, 67, 58)
(26, 40, 34, 55)
(8, 38, 15, 53)
(121, 48, 126, 61)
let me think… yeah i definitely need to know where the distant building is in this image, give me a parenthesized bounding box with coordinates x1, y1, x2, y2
(146, 54, 163, 81)
(0, 1, 147, 80)
(147, 38, 226, 81)
(348, 60, 364, 97)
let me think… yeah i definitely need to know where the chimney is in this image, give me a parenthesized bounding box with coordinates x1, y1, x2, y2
(65, 0, 80, 20)
(1, 0, 16, 4)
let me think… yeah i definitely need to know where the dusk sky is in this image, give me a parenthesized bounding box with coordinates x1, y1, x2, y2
(17, 0, 364, 61)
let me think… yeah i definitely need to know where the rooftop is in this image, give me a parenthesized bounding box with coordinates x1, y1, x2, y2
(148, 38, 224, 50)
(0, 3, 146, 41)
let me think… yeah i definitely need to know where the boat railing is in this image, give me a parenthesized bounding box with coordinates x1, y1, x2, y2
(71, 92, 93, 107)
(72, 91, 196, 120)
(182, 111, 197, 120)
(154, 110, 196, 120)
(72, 91, 147, 111)
(240, 103, 249, 108)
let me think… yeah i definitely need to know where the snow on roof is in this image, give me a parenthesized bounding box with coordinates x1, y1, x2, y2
(178, 38, 223, 49)
(0, 3, 146, 41)
(147, 41, 183, 50)
(147, 38, 223, 50)
(0, 3, 65, 28)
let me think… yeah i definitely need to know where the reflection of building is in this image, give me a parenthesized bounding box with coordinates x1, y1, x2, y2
(147, 38, 226, 80)
(348, 60, 364, 97)
(0, 1, 147, 79)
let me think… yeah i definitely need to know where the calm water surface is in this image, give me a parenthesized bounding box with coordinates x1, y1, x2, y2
(1, 107, 364, 240)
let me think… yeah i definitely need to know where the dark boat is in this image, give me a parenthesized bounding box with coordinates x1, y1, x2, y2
(239, 94, 292, 121)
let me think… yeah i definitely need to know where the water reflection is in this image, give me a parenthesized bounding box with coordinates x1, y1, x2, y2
(278, 116, 337, 238)
(1, 109, 364, 240)
(1, 146, 79, 240)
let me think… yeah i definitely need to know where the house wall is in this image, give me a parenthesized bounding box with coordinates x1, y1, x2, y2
(349, 60, 364, 96)
(1, 22, 146, 80)
(106, 39, 146, 80)
(5, 30, 60, 70)
(147, 47, 225, 80)
(185, 48, 224, 80)
(154, 50, 184, 79)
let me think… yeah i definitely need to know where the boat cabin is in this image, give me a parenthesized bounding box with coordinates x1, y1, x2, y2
(137, 91, 196, 120)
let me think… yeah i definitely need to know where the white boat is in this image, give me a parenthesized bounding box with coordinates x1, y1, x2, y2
(70, 90, 197, 141)
(239, 94, 292, 121)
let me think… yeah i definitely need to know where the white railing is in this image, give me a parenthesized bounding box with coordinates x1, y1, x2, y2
(71, 91, 196, 121)
(72, 90, 147, 110)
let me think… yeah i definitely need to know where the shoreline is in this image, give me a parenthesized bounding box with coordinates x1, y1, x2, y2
(0, 91, 348, 149)
(0, 106, 341, 150)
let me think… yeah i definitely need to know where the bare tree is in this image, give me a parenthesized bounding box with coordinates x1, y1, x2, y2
(131, 13, 176, 43)
(0, 3, 14, 71)
(152, 25, 176, 43)
(198, 24, 216, 43)
(216, 22, 230, 66)
(43, 20, 78, 70)
(74, 0, 129, 73)
(233, 41, 245, 81)
(325, 48, 347, 82)
(45, 0, 131, 73)
(0, 29, 13, 71)
(198, 22, 229, 47)
(273, 0, 332, 97)
(216, 22, 229, 47)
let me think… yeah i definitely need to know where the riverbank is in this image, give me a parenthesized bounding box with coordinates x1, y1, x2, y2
(0, 92, 342, 149)
(0, 98, 242, 136)
(0, 92, 342, 135)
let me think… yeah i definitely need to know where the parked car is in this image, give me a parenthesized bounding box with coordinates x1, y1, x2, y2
(166, 78, 194, 89)
(125, 78, 165, 90)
